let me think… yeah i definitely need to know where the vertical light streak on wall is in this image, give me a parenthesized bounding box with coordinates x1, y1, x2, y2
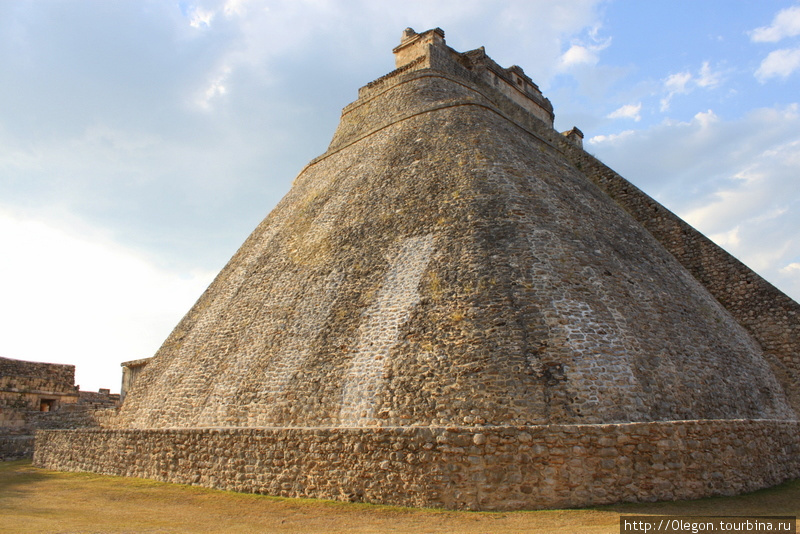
(339, 234, 435, 426)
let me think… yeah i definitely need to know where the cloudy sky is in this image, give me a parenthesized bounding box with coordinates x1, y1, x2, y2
(1, 0, 799, 392)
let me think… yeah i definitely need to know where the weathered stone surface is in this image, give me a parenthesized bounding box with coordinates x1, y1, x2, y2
(34, 421, 800, 511)
(1, 356, 119, 460)
(111, 31, 793, 430)
(33, 28, 800, 509)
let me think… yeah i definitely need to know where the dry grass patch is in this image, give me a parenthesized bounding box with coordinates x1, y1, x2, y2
(1, 460, 797, 533)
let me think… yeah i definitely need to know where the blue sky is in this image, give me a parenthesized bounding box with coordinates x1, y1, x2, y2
(1, 0, 799, 391)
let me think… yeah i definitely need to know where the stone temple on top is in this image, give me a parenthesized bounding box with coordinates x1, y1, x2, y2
(35, 28, 800, 511)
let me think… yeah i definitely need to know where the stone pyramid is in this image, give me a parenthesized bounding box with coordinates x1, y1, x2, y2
(36, 28, 800, 511)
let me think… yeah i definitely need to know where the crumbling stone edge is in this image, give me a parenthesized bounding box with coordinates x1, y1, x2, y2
(34, 420, 800, 511)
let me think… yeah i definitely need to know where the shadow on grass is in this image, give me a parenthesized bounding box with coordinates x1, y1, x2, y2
(1, 460, 797, 533)
(597, 478, 800, 517)
(0, 460, 51, 493)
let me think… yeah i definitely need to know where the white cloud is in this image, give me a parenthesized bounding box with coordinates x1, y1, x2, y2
(588, 130, 636, 145)
(709, 226, 741, 248)
(660, 71, 692, 111)
(697, 61, 722, 88)
(607, 103, 641, 122)
(561, 44, 598, 67)
(557, 23, 611, 71)
(188, 7, 215, 29)
(750, 5, 800, 42)
(664, 71, 692, 93)
(202, 0, 609, 88)
(781, 262, 800, 274)
(0, 209, 214, 392)
(658, 62, 724, 111)
(693, 109, 719, 128)
(196, 66, 232, 110)
(559, 40, 610, 69)
(223, 0, 250, 17)
(755, 47, 800, 81)
(589, 106, 800, 302)
(682, 186, 770, 238)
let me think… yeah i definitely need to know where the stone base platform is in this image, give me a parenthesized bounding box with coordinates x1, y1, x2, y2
(34, 420, 800, 510)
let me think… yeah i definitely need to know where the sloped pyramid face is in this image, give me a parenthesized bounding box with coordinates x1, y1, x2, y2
(116, 28, 796, 430)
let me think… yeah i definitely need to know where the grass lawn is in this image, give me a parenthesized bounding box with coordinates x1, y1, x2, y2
(1, 460, 797, 533)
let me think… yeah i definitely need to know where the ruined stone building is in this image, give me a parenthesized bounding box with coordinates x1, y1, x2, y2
(119, 357, 150, 403)
(0, 356, 119, 460)
(34, 29, 800, 510)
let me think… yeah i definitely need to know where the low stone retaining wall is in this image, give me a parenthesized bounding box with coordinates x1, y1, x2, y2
(34, 420, 800, 510)
(1, 435, 35, 461)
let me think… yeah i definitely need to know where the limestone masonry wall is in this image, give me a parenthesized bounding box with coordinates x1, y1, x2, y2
(114, 102, 794, 429)
(32, 28, 800, 510)
(110, 26, 797, 432)
(1, 356, 119, 460)
(0, 357, 77, 398)
(515, 111, 800, 413)
(562, 151, 800, 414)
(337, 50, 800, 415)
(1, 436, 35, 460)
(357, 34, 800, 406)
(35, 420, 800, 511)
(385, 67, 800, 413)
(386, 28, 553, 126)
